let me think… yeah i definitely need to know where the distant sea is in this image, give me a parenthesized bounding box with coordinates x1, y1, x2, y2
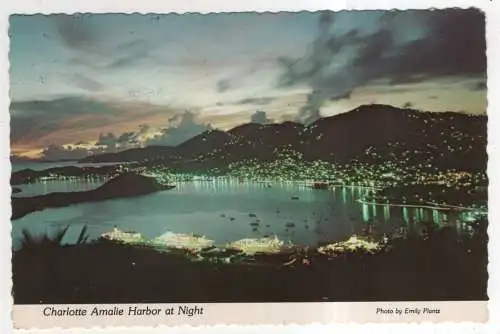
(10, 161, 129, 173)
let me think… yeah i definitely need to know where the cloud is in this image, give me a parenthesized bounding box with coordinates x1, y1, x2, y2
(118, 132, 139, 144)
(467, 81, 487, 91)
(96, 124, 149, 150)
(52, 15, 154, 70)
(53, 14, 98, 53)
(294, 92, 323, 124)
(40, 144, 94, 161)
(106, 39, 153, 69)
(238, 97, 276, 106)
(37, 123, 153, 160)
(145, 111, 213, 146)
(330, 91, 352, 101)
(96, 133, 118, 151)
(386, 11, 486, 83)
(250, 110, 273, 124)
(68, 73, 104, 92)
(106, 52, 149, 69)
(214, 59, 271, 93)
(10, 96, 180, 151)
(10, 154, 35, 163)
(278, 9, 486, 124)
(215, 96, 278, 107)
(11, 96, 112, 118)
(137, 124, 150, 135)
(10, 96, 114, 144)
(216, 79, 231, 93)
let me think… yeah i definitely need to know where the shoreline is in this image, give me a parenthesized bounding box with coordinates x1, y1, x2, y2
(356, 198, 453, 211)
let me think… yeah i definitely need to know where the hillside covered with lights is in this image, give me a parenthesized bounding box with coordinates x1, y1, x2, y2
(79, 104, 487, 173)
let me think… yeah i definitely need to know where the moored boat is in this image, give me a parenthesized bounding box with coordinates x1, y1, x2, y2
(309, 182, 329, 190)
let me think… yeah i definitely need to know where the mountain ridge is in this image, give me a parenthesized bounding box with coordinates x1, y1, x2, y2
(77, 104, 486, 171)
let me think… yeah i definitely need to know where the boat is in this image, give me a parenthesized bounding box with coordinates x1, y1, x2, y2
(309, 182, 329, 190)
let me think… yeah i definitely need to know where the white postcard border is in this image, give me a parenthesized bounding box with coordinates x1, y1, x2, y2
(11, 301, 489, 329)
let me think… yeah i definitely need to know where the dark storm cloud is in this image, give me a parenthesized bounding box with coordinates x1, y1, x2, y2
(388, 10, 486, 82)
(278, 9, 486, 124)
(52, 15, 154, 70)
(250, 110, 273, 124)
(10, 96, 114, 143)
(53, 14, 97, 52)
(146, 111, 213, 146)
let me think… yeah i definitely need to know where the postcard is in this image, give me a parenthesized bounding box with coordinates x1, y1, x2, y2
(5, 1, 495, 329)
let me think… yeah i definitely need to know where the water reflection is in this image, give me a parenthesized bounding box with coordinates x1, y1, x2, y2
(432, 209, 441, 224)
(402, 207, 410, 225)
(12, 181, 468, 250)
(383, 205, 390, 220)
(371, 204, 377, 218)
(11, 161, 127, 173)
(13, 179, 106, 198)
(362, 203, 370, 222)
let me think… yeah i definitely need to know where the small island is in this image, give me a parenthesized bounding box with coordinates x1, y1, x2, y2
(11, 172, 175, 220)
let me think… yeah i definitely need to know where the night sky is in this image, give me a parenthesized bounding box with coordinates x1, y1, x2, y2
(9, 9, 486, 160)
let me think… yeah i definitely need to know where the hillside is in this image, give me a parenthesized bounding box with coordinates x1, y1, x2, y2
(77, 104, 487, 171)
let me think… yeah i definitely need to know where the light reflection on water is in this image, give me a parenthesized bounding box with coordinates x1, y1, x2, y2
(12, 179, 106, 198)
(11, 181, 463, 250)
(11, 161, 128, 173)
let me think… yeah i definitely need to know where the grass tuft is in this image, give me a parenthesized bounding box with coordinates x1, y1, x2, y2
(76, 225, 89, 245)
(19, 225, 90, 251)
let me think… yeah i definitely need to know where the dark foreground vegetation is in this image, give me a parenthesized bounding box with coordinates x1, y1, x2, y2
(12, 220, 488, 304)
